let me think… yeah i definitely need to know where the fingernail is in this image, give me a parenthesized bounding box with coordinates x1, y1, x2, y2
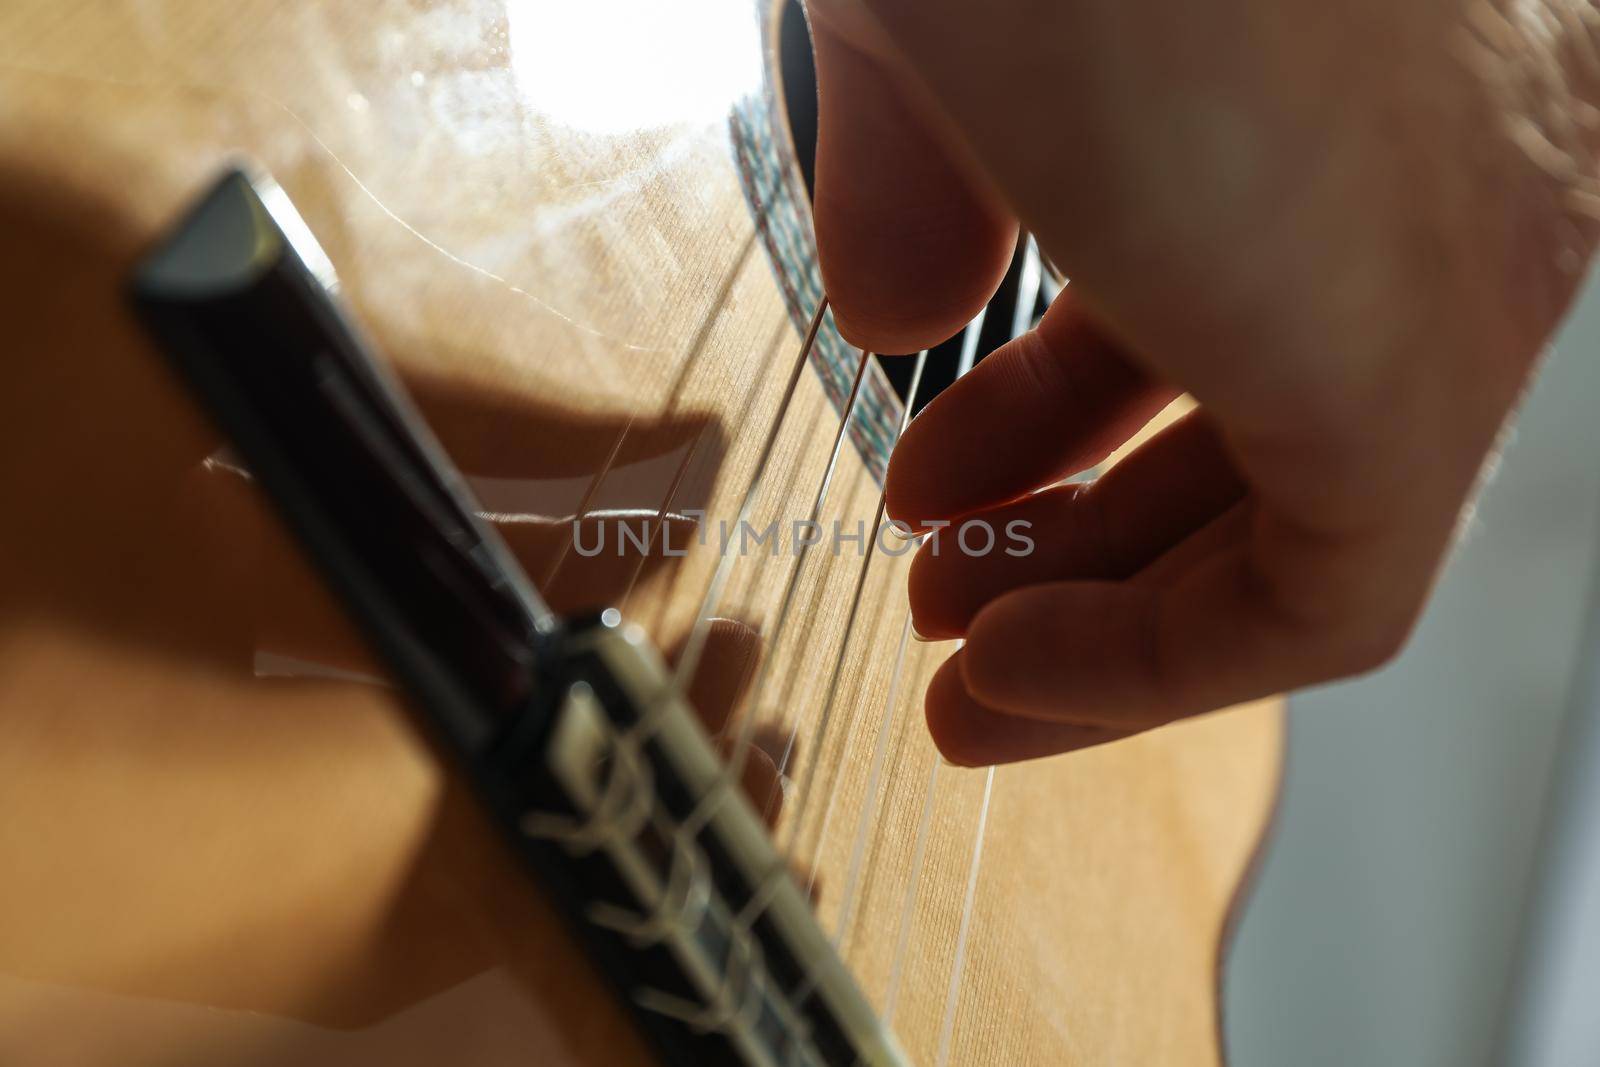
(884, 520, 919, 542)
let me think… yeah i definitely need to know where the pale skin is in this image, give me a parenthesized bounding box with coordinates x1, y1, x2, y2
(804, 0, 1600, 764)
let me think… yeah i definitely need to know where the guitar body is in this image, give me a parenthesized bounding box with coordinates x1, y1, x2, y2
(0, 3, 1282, 1064)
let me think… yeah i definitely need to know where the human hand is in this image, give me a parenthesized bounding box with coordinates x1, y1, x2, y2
(806, 0, 1600, 763)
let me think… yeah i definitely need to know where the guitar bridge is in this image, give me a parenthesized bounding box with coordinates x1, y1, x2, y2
(500, 614, 902, 1066)
(129, 166, 905, 1067)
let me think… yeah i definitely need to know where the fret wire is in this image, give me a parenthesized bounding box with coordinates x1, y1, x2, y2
(781, 349, 929, 884)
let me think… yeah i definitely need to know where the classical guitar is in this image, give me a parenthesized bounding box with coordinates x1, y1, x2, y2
(0, 2, 1282, 1064)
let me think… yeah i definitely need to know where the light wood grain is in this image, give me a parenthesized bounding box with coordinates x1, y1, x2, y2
(0, 2, 1282, 1064)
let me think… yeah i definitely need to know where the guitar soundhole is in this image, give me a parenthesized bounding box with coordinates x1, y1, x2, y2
(775, 0, 1047, 417)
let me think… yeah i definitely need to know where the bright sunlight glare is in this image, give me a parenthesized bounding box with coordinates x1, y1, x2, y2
(505, 0, 764, 135)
